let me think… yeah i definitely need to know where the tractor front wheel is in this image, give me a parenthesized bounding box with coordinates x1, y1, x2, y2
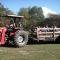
(14, 30, 28, 47)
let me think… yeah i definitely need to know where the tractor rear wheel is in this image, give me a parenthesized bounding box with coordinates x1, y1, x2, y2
(14, 30, 28, 47)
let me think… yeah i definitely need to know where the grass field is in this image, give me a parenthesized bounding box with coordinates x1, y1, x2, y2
(0, 44, 60, 60)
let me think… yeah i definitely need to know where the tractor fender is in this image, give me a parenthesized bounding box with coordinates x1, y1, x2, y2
(0, 27, 7, 45)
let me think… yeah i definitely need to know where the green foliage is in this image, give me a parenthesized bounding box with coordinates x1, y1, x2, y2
(18, 8, 30, 30)
(44, 14, 60, 27)
(29, 6, 44, 27)
(0, 3, 14, 15)
(18, 6, 44, 30)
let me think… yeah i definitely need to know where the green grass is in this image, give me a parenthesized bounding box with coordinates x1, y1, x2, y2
(0, 44, 60, 60)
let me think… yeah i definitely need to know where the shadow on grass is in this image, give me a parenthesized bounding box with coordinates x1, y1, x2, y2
(28, 37, 60, 45)
(3, 44, 17, 48)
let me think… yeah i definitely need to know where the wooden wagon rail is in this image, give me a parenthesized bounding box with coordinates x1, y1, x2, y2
(37, 27, 60, 41)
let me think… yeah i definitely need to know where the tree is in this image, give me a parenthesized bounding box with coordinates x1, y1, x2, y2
(0, 3, 14, 27)
(29, 6, 44, 27)
(18, 8, 30, 30)
(44, 14, 60, 27)
(18, 6, 44, 30)
(0, 3, 14, 15)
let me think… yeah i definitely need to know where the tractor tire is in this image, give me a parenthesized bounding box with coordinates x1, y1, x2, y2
(14, 30, 28, 47)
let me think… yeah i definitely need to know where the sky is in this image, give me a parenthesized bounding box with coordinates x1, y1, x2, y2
(0, 0, 60, 15)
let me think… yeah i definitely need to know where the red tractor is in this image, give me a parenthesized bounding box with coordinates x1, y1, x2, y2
(0, 15, 28, 47)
